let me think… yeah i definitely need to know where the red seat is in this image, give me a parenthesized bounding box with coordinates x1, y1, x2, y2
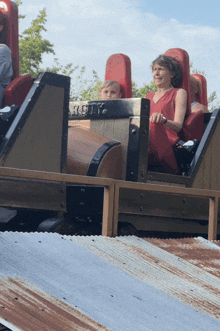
(4, 74, 33, 107)
(165, 48, 204, 141)
(105, 53, 132, 98)
(179, 110, 204, 141)
(0, 3, 33, 107)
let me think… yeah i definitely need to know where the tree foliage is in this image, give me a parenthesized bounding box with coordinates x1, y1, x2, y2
(19, 9, 55, 77)
(132, 81, 157, 98)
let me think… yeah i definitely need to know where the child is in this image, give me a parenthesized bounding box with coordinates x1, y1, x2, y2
(190, 76, 209, 113)
(99, 80, 122, 100)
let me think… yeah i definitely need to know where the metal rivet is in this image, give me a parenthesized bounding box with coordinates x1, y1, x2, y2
(132, 129, 137, 134)
(102, 109, 107, 114)
(140, 193, 144, 199)
(140, 206, 143, 211)
(60, 202, 65, 208)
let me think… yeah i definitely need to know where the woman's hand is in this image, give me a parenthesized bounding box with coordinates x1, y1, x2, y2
(150, 89, 187, 133)
(150, 112, 166, 124)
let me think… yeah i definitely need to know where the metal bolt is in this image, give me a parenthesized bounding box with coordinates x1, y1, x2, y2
(81, 188, 85, 193)
(132, 129, 137, 134)
(140, 206, 143, 211)
(140, 193, 144, 199)
(102, 109, 107, 114)
(60, 202, 65, 208)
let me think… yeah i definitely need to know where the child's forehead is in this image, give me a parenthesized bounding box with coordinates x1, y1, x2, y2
(103, 84, 120, 90)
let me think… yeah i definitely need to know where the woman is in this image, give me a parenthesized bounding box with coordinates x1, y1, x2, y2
(146, 55, 187, 174)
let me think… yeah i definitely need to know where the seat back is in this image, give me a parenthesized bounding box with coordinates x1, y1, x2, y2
(165, 48, 191, 116)
(0, 0, 19, 78)
(0, 2, 33, 107)
(105, 53, 132, 98)
(165, 48, 204, 141)
(191, 73, 208, 106)
(4, 74, 33, 106)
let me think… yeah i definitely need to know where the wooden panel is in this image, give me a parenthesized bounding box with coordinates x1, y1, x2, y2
(0, 166, 114, 187)
(147, 179, 185, 187)
(102, 183, 115, 236)
(68, 120, 90, 128)
(208, 197, 219, 240)
(91, 119, 130, 180)
(118, 214, 212, 234)
(114, 180, 220, 239)
(192, 119, 220, 190)
(0, 179, 66, 211)
(67, 126, 111, 175)
(96, 144, 123, 179)
(118, 188, 209, 220)
(0, 85, 65, 173)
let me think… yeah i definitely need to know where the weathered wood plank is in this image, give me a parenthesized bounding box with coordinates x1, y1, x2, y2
(208, 197, 219, 240)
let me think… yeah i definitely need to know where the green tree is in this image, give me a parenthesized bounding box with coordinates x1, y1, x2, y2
(132, 81, 157, 97)
(19, 9, 55, 77)
(15, 0, 25, 20)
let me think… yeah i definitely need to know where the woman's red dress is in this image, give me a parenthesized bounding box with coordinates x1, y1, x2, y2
(146, 89, 180, 174)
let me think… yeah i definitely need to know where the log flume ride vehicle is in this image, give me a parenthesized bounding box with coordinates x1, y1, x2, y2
(0, 0, 219, 239)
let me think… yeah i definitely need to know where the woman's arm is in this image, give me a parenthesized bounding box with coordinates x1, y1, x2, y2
(150, 89, 187, 132)
(167, 88, 187, 132)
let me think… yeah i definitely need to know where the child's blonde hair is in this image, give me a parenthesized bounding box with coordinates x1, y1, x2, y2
(99, 80, 122, 93)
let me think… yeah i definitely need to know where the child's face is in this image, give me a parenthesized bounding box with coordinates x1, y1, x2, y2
(99, 85, 122, 100)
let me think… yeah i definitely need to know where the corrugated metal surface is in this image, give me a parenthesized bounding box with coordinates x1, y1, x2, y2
(0, 277, 109, 331)
(68, 235, 220, 320)
(145, 237, 220, 278)
(1, 231, 220, 331)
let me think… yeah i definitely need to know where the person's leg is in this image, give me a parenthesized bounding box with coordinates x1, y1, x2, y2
(149, 122, 179, 174)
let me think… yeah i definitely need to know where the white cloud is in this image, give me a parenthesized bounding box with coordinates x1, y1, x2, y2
(21, 0, 220, 97)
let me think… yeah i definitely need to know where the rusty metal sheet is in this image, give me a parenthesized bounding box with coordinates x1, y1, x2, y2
(145, 237, 220, 278)
(0, 277, 110, 331)
(1, 232, 220, 331)
(69, 235, 220, 322)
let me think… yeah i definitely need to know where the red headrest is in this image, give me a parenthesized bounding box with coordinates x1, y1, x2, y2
(191, 74, 208, 106)
(165, 48, 191, 116)
(105, 54, 132, 98)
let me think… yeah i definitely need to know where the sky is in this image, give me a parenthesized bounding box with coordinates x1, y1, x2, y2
(18, 0, 220, 100)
